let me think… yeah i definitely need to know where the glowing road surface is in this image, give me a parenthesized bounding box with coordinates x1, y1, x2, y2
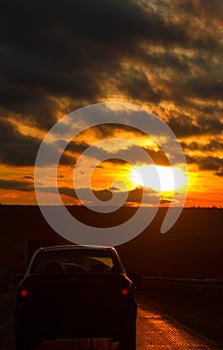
(35, 302, 218, 350)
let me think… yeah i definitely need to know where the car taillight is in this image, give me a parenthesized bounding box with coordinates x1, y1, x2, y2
(20, 289, 28, 298)
(121, 288, 129, 296)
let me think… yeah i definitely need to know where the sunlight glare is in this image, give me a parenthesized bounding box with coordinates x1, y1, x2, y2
(130, 165, 187, 192)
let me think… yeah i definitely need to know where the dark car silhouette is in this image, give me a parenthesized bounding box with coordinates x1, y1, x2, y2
(14, 245, 137, 349)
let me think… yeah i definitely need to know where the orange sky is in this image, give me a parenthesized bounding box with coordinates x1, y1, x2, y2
(0, 111, 222, 207)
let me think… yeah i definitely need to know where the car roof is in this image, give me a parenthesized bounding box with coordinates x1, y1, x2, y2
(37, 245, 116, 253)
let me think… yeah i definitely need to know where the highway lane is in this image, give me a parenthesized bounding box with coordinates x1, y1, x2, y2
(136, 302, 219, 350)
(35, 302, 219, 350)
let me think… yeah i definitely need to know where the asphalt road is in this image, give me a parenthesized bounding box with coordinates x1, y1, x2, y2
(30, 304, 219, 350)
(1, 290, 221, 350)
(136, 302, 219, 350)
(35, 302, 220, 350)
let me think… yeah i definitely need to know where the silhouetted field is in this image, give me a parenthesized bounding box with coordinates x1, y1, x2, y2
(0, 206, 222, 278)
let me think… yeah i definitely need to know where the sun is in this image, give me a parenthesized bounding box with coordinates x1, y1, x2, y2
(130, 165, 187, 192)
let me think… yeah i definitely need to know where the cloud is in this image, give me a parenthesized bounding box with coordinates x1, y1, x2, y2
(116, 68, 162, 103)
(186, 78, 223, 101)
(0, 179, 34, 192)
(174, 0, 223, 25)
(182, 139, 223, 152)
(0, 118, 73, 166)
(40, 185, 162, 206)
(187, 154, 223, 176)
(69, 141, 169, 167)
(23, 176, 34, 180)
(65, 141, 89, 154)
(1, 0, 222, 129)
(1, 0, 223, 203)
(167, 112, 223, 139)
(198, 156, 223, 172)
(90, 124, 147, 139)
(167, 114, 200, 138)
(216, 170, 223, 177)
(196, 115, 223, 134)
(0, 118, 41, 166)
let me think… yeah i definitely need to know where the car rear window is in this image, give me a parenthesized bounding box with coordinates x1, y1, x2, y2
(30, 249, 123, 274)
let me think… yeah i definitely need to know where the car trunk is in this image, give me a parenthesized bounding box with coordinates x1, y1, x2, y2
(17, 272, 134, 338)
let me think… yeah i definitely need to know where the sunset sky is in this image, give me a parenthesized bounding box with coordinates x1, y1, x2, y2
(0, 0, 223, 207)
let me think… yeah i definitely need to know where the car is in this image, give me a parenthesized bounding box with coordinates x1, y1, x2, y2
(14, 245, 137, 349)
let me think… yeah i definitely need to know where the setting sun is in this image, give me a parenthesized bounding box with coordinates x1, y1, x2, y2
(130, 165, 187, 193)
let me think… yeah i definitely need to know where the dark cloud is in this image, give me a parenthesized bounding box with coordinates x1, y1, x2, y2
(106, 146, 169, 167)
(187, 78, 223, 101)
(0, 118, 41, 166)
(187, 154, 223, 176)
(197, 115, 223, 134)
(69, 142, 169, 167)
(182, 139, 223, 152)
(39, 186, 113, 203)
(216, 170, 223, 177)
(174, 0, 223, 24)
(198, 157, 223, 172)
(65, 141, 89, 154)
(163, 74, 223, 107)
(167, 113, 223, 138)
(167, 114, 200, 138)
(59, 187, 76, 198)
(126, 187, 170, 205)
(0, 179, 33, 192)
(92, 124, 147, 139)
(116, 68, 162, 103)
(136, 49, 190, 73)
(1, 0, 222, 130)
(47, 185, 162, 205)
(0, 118, 73, 166)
